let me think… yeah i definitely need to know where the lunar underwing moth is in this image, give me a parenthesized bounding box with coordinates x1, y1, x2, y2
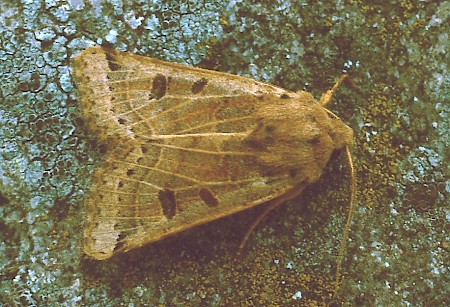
(72, 47, 356, 289)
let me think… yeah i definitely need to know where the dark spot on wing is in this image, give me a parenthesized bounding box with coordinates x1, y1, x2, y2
(246, 121, 276, 150)
(191, 78, 208, 94)
(198, 187, 219, 207)
(113, 230, 132, 252)
(158, 189, 176, 219)
(265, 125, 275, 133)
(307, 134, 321, 144)
(289, 169, 297, 178)
(198, 188, 219, 207)
(152, 74, 167, 99)
(104, 50, 120, 71)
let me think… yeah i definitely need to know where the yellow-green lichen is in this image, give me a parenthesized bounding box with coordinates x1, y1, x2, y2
(357, 85, 406, 207)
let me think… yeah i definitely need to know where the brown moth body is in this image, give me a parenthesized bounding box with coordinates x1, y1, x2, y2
(73, 47, 353, 260)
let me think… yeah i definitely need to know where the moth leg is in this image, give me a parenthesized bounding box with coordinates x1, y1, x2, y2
(237, 185, 306, 256)
(319, 74, 349, 107)
(237, 201, 279, 256)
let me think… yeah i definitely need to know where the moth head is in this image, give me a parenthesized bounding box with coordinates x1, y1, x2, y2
(246, 95, 353, 182)
(322, 108, 354, 149)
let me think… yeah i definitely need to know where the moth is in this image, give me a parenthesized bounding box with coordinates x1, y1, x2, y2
(73, 47, 355, 264)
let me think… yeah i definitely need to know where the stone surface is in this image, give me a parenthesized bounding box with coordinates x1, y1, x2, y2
(0, 0, 448, 305)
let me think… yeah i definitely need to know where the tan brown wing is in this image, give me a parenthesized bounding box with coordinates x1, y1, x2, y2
(73, 46, 288, 144)
(73, 47, 353, 260)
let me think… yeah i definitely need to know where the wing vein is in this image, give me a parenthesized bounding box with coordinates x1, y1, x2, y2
(142, 132, 248, 140)
(148, 142, 255, 156)
(111, 159, 201, 184)
(174, 116, 253, 134)
(106, 175, 163, 190)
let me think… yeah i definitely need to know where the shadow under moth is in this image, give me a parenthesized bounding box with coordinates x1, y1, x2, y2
(73, 47, 356, 288)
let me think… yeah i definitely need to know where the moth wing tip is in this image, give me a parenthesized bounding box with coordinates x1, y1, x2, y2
(83, 243, 116, 261)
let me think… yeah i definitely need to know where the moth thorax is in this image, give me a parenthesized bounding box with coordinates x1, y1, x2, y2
(246, 105, 352, 183)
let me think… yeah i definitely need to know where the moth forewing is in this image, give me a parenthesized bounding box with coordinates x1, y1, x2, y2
(73, 46, 353, 261)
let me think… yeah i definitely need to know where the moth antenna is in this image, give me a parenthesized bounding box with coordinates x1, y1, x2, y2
(319, 74, 349, 107)
(333, 145, 356, 295)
